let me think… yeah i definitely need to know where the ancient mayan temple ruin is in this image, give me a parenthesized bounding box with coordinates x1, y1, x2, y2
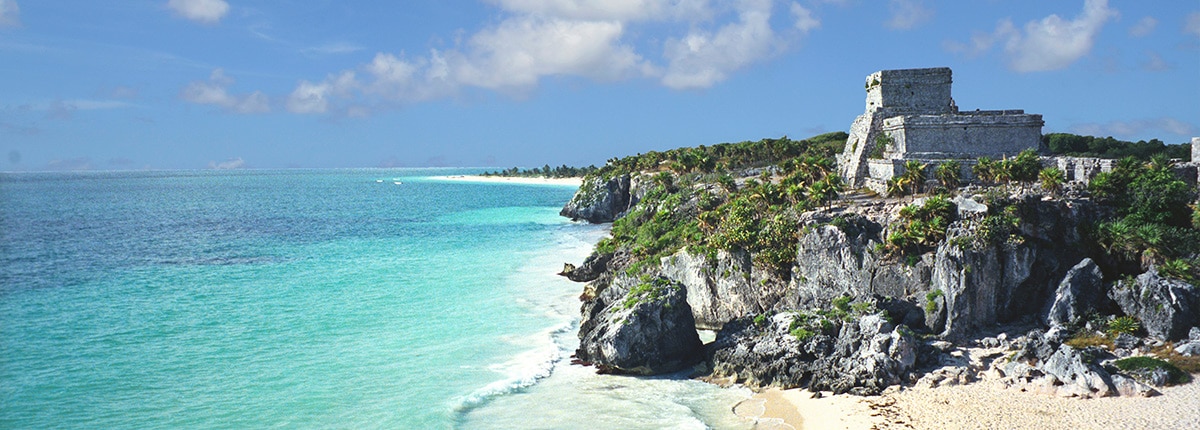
(838, 67, 1045, 192)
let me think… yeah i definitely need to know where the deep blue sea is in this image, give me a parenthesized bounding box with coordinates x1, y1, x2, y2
(0, 169, 750, 429)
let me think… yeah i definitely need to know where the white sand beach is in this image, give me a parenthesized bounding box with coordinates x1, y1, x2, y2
(431, 175, 583, 187)
(741, 380, 1200, 430)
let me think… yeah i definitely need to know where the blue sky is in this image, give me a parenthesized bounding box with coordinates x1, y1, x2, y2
(1, 0, 1198, 171)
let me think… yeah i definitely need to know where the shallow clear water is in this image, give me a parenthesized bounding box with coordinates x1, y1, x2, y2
(0, 169, 751, 429)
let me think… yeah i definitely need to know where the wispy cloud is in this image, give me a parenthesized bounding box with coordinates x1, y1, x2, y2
(302, 42, 365, 56)
(791, 3, 820, 34)
(1128, 16, 1156, 37)
(209, 157, 245, 169)
(1187, 12, 1200, 37)
(885, 0, 933, 30)
(946, 0, 1117, 72)
(0, 0, 19, 28)
(181, 68, 270, 114)
(1141, 51, 1168, 71)
(1070, 117, 1198, 139)
(167, 0, 230, 25)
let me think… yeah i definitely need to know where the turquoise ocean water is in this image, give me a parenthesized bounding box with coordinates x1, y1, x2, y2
(1, 169, 750, 429)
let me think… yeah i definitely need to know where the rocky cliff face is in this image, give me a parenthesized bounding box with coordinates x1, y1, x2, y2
(574, 275, 704, 375)
(560, 174, 637, 223)
(708, 312, 918, 395)
(562, 179, 1198, 395)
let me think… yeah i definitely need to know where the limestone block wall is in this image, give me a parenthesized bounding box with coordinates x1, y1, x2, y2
(864, 68, 954, 114)
(1192, 137, 1199, 163)
(882, 113, 1044, 159)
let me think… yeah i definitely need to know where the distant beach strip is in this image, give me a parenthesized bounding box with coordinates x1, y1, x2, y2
(429, 175, 583, 187)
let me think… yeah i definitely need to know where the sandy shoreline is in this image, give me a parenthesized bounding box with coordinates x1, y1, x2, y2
(741, 380, 1200, 430)
(430, 175, 583, 186)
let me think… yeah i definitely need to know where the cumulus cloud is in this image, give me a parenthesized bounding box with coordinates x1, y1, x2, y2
(1070, 117, 1198, 139)
(885, 0, 932, 30)
(791, 2, 820, 34)
(181, 69, 270, 114)
(0, 0, 19, 27)
(287, 16, 655, 113)
(167, 0, 229, 25)
(285, 0, 819, 114)
(946, 0, 1117, 72)
(1128, 16, 1156, 37)
(661, 0, 779, 89)
(1187, 12, 1200, 37)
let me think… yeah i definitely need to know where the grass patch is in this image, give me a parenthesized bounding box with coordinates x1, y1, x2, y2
(1065, 332, 1114, 350)
(1113, 356, 1192, 385)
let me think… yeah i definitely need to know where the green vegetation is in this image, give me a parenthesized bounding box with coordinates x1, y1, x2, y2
(1043, 133, 1191, 161)
(924, 289, 943, 313)
(884, 196, 957, 256)
(1113, 356, 1192, 385)
(1105, 316, 1141, 336)
(594, 132, 848, 180)
(594, 133, 850, 278)
(1091, 156, 1200, 268)
(1038, 167, 1065, 194)
(1160, 258, 1199, 284)
(1065, 332, 1115, 350)
(483, 164, 598, 178)
(971, 149, 1042, 185)
(935, 161, 961, 189)
(622, 276, 674, 309)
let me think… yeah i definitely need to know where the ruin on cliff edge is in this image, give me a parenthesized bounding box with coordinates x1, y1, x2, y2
(837, 67, 1045, 193)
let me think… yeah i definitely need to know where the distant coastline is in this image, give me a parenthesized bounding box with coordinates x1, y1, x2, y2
(431, 175, 583, 187)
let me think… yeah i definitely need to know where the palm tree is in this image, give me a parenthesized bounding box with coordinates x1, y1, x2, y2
(1038, 167, 1065, 195)
(900, 160, 927, 196)
(935, 161, 962, 189)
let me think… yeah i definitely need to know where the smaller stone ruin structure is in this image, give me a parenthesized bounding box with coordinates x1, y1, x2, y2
(838, 67, 1045, 192)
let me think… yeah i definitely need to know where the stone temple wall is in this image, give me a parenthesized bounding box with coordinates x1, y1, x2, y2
(864, 68, 955, 114)
(839, 67, 1044, 189)
(883, 112, 1044, 159)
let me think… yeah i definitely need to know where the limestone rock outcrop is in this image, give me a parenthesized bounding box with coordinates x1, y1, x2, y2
(709, 313, 917, 395)
(1109, 267, 1200, 341)
(658, 249, 781, 330)
(575, 275, 704, 375)
(560, 174, 634, 223)
(1045, 258, 1108, 327)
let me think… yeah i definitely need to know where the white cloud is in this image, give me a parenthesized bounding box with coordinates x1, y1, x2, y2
(661, 0, 778, 89)
(284, 72, 358, 114)
(452, 16, 650, 90)
(885, 0, 932, 30)
(285, 0, 816, 114)
(791, 2, 820, 34)
(0, 0, 19, 27)
(1070, 117, 1198, 138)
(181, 69, 270, 114)
(209, 157, 245, 170)
(947, 0, 1117, 72)
(286, 16, 654, 114)
(1187, 12, 1200, 37)
(167, 0, 230, 25)
(485, 0, 711, 21)
(1128, 16, 1156, 37)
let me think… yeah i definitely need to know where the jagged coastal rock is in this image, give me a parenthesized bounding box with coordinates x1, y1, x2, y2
(559, 174, 635, 223)
(574, 275, 704, 375)
(709, 312, 917, 395)
(1110, 268, 1200, 341)
(1046, 258, 1108, 328)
